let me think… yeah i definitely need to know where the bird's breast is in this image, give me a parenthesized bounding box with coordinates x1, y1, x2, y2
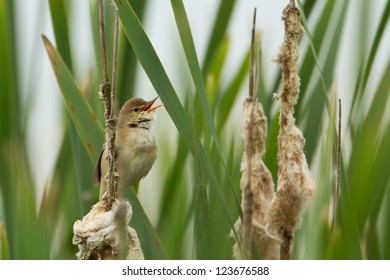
(116, 129, 157, 187)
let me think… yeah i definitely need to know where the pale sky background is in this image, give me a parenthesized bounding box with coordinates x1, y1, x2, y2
(13, 0, 390, 222)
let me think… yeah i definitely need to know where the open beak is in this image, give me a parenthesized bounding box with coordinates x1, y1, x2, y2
(143, 96, 162, 112)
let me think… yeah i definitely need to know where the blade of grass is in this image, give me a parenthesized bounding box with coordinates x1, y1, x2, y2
(330, 58, 390, 259)
(383, 186, 390, 259)
(48, 1, 94, 218)
(48, 0, 73, 70)
(156, 136, 189, 258)
(114, 0, 238, 233)
(194, 183, 211, 259)
(126, 189, 168, 259)
(346, 57, 390, 230)
(205, 37, 230, 113)
(202, 0, 236, 76)
(116, 0, 147, 105)
(208, 37, 229, 87)
(42, 35, 103, 163)
(296, 0, 332, 115)
(0, 222, 9, 259)
(352, 0, 390, 108)
(0, 0, 21, 259)
(217, 50, 250, 133)
(171, 0, 222, 149)
(297, 0, 348, 162)
(3, 142, 51, 259)
(170, 0, 240, 211)
(301, 0, 316, 18)
(0, 0, 20, 140)
(349, 0, 390, 136)
(114, 0, 191, 140)
(297, 0, 336, 101)
(55, 143, 87, 259)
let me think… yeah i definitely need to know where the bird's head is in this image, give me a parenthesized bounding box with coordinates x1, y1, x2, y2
(118, 96, 162, 130)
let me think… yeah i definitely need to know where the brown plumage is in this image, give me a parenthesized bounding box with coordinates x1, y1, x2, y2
(93, 96, 161, 198)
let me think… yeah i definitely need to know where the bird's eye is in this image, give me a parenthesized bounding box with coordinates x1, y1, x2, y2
(133, 107, 140, 112)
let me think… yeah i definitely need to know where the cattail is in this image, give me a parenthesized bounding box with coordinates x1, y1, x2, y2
(73, 199, 144, 260)
(234, 1, 314, 260)
(233, 98, 279, 260)
(265, 3, 314, 260)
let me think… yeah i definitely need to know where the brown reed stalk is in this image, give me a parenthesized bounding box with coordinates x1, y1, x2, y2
(98, 0, 119, 209)
(240, 7, 257, 260)
(333, 99, 341, 233)
(72, 2, 143, 260)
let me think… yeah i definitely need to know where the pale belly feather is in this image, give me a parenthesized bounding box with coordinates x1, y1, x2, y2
(117, 129, 157, 188)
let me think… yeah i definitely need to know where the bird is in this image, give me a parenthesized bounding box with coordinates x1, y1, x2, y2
(93, 96, 161, 199)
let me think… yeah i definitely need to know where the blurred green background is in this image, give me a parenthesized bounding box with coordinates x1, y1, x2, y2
(0, 0, 389, 259)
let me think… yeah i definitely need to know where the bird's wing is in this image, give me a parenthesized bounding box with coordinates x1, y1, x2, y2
(93, 148, 105, 185)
